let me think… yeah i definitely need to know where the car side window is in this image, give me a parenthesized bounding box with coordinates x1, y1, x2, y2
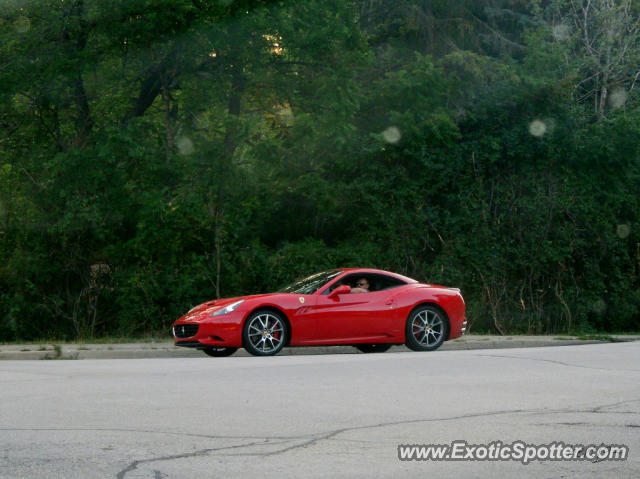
(322, 279, 342, 295)
(344, 274, 373, 291)
(322, 273, 408, 294)
(322, 275, 366, 294)
(370, 274, 407, 291)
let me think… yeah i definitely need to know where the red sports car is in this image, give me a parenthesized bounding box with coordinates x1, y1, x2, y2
(172, 268, 466, 356)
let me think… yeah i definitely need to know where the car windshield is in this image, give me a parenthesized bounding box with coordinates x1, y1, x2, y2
(279, 270, 342, 295)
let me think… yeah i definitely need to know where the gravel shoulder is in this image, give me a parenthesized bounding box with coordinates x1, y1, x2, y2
(1, 334, 638, 360)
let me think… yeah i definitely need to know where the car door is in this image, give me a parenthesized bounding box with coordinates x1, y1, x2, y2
(304, 289, 396, 343)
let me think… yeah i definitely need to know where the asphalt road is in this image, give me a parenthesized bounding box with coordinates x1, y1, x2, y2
(1, 342, 639, 478)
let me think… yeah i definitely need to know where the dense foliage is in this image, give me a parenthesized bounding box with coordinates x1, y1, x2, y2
(1, 0, 639, 340)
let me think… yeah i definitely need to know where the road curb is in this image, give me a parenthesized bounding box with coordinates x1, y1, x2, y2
(1, 335, 637, 360)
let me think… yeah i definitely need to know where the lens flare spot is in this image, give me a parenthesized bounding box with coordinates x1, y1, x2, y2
(382, 126, 401, 144)
(177, 136, 194, 155)
(528, 120, 547, 137)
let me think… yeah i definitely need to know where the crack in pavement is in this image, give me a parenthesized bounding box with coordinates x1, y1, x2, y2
(475, 353, 640, 372)
(3, 399, 637, 477)
(115, 440, 284, 479)
(591, 398, 640, 412)
(536, 422, 640, 428)
(523, 398, 640, 419)
(0, 427, 301, 441)
(108, 398, 640, 477)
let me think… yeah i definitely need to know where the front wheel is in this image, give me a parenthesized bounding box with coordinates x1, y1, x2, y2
(355, 344, 392, 353)
(243, 310, 288, 356)
(202, 347, 238, 357)
(405, 305, 448, 351)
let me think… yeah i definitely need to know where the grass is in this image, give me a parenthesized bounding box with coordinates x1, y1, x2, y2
(0, 334, 170, 346)
(74, 335, 170, 344)
(52, 344, 62, 357)
(552, 334, 621, 342)
(40, 344, 82, 360)
(574, 334, 622, 342)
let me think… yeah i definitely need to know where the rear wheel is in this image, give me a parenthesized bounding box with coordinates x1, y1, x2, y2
(202, 347, 238, 357)
(355, 344, 392, 353)
(405, 305, 448, 351)
(243, 310, 288, 356)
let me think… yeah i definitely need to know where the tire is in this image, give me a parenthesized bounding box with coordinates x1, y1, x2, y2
(405, 305, 448, 352)
(355, 344, 392, 353)
(243, 310, 288, 356)
(202, 347, 238, 357)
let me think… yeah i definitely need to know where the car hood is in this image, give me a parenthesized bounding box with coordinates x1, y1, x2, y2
(178, 293, 282, 322)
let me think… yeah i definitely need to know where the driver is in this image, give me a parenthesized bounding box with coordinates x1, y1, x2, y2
(350, 277, 370, 294)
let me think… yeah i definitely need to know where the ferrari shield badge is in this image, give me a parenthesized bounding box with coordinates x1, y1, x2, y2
(299, 297, 305, 304)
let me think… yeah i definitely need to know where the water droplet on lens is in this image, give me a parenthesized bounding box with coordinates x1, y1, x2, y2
(15, 16, 30, 33)
(592, 299, 606, 314)
(616, 224, 630, 239)
(382, 126, 401, 144)
(194, 113, 210, 130)
(529, 120, 547, 137)
(608, 88, 627, 109)
(177, 137, 194, 155)
(552, 24, 570, 41)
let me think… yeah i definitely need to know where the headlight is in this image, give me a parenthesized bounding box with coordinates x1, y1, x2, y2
(211, 299, 245, 316)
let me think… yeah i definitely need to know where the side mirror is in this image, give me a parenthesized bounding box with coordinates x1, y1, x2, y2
(328, 284, 351, 298)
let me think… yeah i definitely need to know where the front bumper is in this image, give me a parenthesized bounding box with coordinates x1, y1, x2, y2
(172, 315, 244, 348)
(174, 340, 203, 348)
(173, 323, 199, 339)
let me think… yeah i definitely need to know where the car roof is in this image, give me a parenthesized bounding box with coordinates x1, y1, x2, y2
(337, 268, 418, 284)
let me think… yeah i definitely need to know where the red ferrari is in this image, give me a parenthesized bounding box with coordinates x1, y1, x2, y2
(172, 268, 466, 356)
